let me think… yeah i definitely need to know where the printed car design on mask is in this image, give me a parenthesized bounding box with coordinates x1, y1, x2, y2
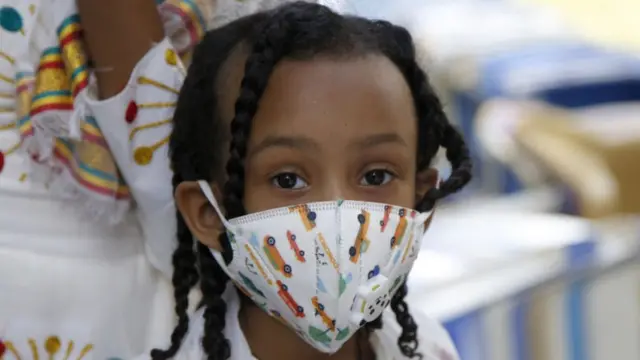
(277, 280, 305, 318)
(401, 233, 414, 264)
(238, 272, 265, 298)
(317, 233, 339, 270)
(349, 210, 371, 263)
(287, 230, 306, 262)
(244, 241, 273, 285)
(390, 209, 408, 249)
(311, 296, 336, 331)
(289, 204, 317, 231)
(380, 205, 392, 232)
(263, 235, 293, 278)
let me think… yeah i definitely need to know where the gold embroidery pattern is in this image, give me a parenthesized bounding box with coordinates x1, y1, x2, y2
(1, 336, 93, 360)
(0, 51, 19, 174)
(56, 15, 89, 97)
(16, 71, 35, 139)
(29, 47, 73, 117)
(129, 49, 181, 166)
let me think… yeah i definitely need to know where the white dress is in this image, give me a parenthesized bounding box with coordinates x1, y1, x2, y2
(134, 283, 460, 360)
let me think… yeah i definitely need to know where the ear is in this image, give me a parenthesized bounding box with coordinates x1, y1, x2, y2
(415, 167, 439, 206)
(174, 181, 225, 252)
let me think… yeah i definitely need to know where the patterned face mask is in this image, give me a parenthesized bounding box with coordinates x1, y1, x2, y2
(198, 180, 434, 354)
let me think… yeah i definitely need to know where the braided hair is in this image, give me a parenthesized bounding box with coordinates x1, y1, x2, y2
(154, 2, 471, 360)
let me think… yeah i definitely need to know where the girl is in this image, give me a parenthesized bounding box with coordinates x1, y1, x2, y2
(151, 2, 471, 359)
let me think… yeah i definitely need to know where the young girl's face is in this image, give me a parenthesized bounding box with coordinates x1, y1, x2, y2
(177, 49, 437, 248)
(237, 54, 436, 213)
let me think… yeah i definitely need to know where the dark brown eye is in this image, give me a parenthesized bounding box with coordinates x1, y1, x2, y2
(272, 172, 308, 190)
(361, 169, 393, 186)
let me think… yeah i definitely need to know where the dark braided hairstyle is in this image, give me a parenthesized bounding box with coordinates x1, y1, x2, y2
(155, 2, 471, 360)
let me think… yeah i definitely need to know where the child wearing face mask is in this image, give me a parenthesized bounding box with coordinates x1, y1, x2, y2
(45, 1, 468, 360)
(150, 3, 471, 360)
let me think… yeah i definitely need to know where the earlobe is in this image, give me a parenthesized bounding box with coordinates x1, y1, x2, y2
(174, 181, 225, 252)
(415, 167, 439, 205)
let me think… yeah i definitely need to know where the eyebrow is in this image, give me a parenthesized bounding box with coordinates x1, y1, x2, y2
(247, 135, 320, 159)
(351, 132, 407, 149)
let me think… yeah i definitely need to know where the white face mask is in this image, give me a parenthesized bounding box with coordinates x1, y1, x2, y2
(198, 181, 434, 354)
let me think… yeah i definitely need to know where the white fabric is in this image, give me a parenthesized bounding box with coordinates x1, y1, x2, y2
(135, 283, 459, 360)
(0, 190, 175, 360)
(82, 38, 180, 278)
(0, 1, 175, 358)
(199, 181, 434, 353)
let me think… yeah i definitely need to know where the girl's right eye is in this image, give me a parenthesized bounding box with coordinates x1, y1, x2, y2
(271, 172, 309, 190)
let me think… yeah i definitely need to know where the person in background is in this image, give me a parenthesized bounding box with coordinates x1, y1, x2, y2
(0, 0, 280, 359)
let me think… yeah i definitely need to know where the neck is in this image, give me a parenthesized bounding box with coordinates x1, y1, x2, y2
(239, 299, 372, 360)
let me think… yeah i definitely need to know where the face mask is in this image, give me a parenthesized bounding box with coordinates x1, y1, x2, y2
(198, 181, 434, 354)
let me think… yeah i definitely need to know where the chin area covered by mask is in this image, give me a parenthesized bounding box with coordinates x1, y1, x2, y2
(198, 180, 434, 354)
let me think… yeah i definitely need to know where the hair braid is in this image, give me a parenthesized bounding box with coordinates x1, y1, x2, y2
(380, 23, 472, 211)
(369, 21, 471, 358)
(222, 3, 328, 219)
(150, 174, 199, 360)
(391, 282, 422, 359)
(198, 241, 231, 360)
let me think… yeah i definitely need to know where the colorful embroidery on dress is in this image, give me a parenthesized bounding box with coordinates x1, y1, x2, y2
(0, 51, 18, 176)
(57, 15, 89, 98)
(159, 0, 207, 54)
(53, 116, 130, 199)
(16, 71, 35, 139)
(0, 336, 93, 360)
(30, 46, 73, 118)
(0, 6, 24, 34)
(129, 73, 179, 166)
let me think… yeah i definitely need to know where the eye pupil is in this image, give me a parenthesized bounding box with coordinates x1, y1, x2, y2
(365, 170, 385, 186)
(276, 173, 297, 189)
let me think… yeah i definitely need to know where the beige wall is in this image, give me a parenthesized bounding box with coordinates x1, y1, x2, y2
(521, 0, 640, 51)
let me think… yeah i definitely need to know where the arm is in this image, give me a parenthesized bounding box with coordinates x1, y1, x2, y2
(77, 0, 164, 98)
(71, 0, 210, 278)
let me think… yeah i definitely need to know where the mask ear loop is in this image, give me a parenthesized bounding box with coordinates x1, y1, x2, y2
(198, 180, 234, 229)
(197, 180, 236, 266)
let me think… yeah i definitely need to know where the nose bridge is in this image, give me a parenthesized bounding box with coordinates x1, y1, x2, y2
(318, 172, 353, 202)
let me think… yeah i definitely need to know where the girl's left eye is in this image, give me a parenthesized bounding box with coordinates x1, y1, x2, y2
(360, 169, 394, 186)
(271, 172, 309, 190)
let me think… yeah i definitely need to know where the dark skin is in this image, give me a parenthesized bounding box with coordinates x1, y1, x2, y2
(76, 1, 437, 358)
(176, 45, 438, 360)
(77, 0, 164, 98)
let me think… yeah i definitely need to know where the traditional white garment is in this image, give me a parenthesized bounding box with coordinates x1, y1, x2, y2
(133, 283, 460, 360)
(0, 1, 186, 359)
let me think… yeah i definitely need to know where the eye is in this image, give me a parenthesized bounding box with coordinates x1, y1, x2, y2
(271, 172, 309, 190)
(360, 169, 394, 187)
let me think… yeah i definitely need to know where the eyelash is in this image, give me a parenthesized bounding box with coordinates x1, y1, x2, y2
(270, 168, 396, 190)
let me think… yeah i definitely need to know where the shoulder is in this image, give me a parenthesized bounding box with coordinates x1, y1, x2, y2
(378, 309, 459, 360)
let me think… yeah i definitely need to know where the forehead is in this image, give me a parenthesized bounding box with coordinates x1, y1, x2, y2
(248, 55, 417, 149)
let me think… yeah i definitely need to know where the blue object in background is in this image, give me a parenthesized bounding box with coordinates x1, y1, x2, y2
(444, 311, 487, 360)
(454, 42, 640, 195)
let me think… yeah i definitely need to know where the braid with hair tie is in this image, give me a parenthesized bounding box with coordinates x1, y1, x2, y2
(165, 3, 472, 359)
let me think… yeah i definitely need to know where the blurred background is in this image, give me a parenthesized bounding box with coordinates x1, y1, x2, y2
(335, 0, 640, 359)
